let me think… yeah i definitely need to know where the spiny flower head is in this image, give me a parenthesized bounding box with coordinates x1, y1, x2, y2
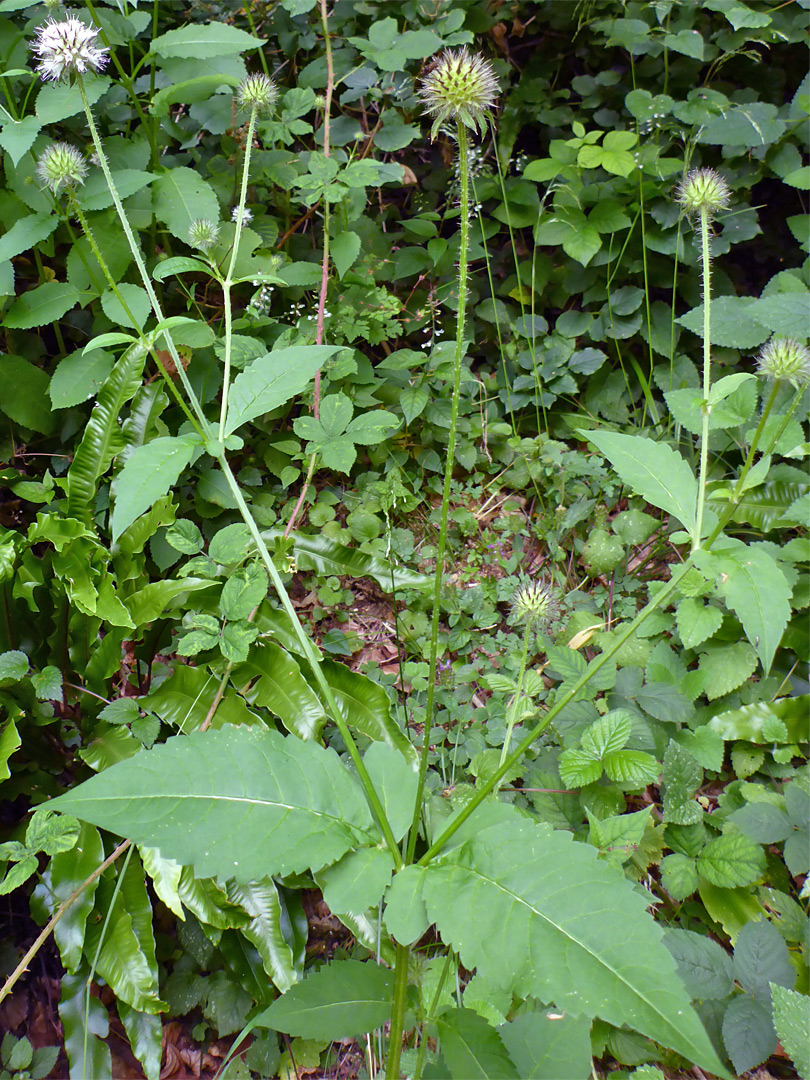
(509, 578, 559, 631)
(187, 219, 220, 252)
(756, 337, 810, 389)
(36, 142, 87, 193)
(417, 48, 499, 140)
(31, 15, 109, 82)
(238, 73, 278, 115)
(675, 167, 730, 219)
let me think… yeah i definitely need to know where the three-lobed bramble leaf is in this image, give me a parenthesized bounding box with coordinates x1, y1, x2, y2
(294, 393, 399, 474)
(559, 710, 659, 790)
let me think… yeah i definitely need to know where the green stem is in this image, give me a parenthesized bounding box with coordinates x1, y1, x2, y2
(386, 943, 411, 1080)
(405, 121, 471, 866)
(496, 620, 531, 786)
(76, 75, 208, 434)
(68, 193, 139, 328)
(217, 456, 402, 867)
(219, 108, 257, 441)
(417, 560, 693, 866)
(692, 206, 712, 551)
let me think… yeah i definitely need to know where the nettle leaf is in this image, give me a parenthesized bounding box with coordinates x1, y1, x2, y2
(584, 431, 697, 536)
(48, 728, 377, 880)
(696, 831, 766, 888)
(698, 642, 758, 701)
(111, 434, 202, 542)
(663, 928, 733, 1001)
(436, 1009, 519, 1080)
(722, 994, 776, 1075)
(254, 959, 393, 1041)
(220, 563, 268, 621)
(733, 919, 794, 1001)
(661, 741, 703, 825)
(423, 814, 729, 1076)
(693, 539, 791, 674)
(675, 597, 723, 650)
(225, 346, 340, 436)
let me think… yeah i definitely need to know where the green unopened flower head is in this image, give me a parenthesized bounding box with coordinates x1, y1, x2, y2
(509, 578, 559, 631)
(417, 48, 499, 140)
(237, 73, 278, 115)
(756, 336, 810, 389)
(36, 142, 87, 193)
(187, 218, 220, 252)
(675, 167, 730, 219)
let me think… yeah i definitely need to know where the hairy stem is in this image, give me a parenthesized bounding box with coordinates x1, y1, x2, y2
(219, 107, 258, 441)
(496, 619, 531, 784)
(692, 207, 712, 551)
(405, 121, 471, 866)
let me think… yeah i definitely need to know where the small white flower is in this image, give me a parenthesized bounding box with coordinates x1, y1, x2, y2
(232, 206, 253, 224)
(31, 15, 109, 82)
(187, 218, 220, 252)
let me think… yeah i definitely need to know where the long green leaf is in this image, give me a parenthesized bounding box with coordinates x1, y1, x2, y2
(58, 970, 111, 1080)
(319, 659, 417, 764)
(585, 431, 698, 536)
(225, 345, 342, 436)
(48, 728, 378, 880)
(422, 814, 730, 1077)
(499, 1009, 593, 1080)
(226, 878, 302, 993)
(281, 529, 431, 591)
(45, 824, 104, 973)
(142, 662, 263, 733)
(253, 959, 393, 1040)
(67, 339, 149, 523)
(232, 641, 326, 740)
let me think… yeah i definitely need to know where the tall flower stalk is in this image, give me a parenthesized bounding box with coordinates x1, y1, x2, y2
(388, 48, 499, 1080)
(675, 167, 730, 551)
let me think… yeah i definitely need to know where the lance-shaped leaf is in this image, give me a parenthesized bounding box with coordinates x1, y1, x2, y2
(224, 346, 341, 436)
(421, 814, 730, 1077)
(584, 431, 698, 537)
(232, 641, 326, 741)
(47, 728, 377, 881)
(318, 659, 416, 765)
(111, 434, 202, 542)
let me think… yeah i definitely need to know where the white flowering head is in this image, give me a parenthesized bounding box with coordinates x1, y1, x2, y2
(187, 219, 220, 252)
(509, 579, 559, 631)
(756, 337, 810, 389)
(418, 48, 499, 140)
(232, 206, 253, 224)
(237, 73, 278, 115)
(31, 16, 109, 82)
(36, 142, 87, 194)
(675, 167, 730, 220)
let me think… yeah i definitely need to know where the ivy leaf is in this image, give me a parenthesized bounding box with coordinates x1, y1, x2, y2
(697, 831, 766, 888)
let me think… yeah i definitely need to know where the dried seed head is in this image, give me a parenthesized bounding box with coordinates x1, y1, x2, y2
(418, 48, 499, 140)
(237, 73, 278, 115)
(510, 579, 559, 631)
(756, 337, 810, 389)
(675, 167, 730, 219)
(36, 142, 87, 193)
(31, 15, 109, 82)
(187, 219, 220, 252)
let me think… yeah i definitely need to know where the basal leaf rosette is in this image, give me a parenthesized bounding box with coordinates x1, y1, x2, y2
(417, 47, 499, 140)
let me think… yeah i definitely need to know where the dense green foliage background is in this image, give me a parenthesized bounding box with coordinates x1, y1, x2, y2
(0, 1, 808, 1078)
